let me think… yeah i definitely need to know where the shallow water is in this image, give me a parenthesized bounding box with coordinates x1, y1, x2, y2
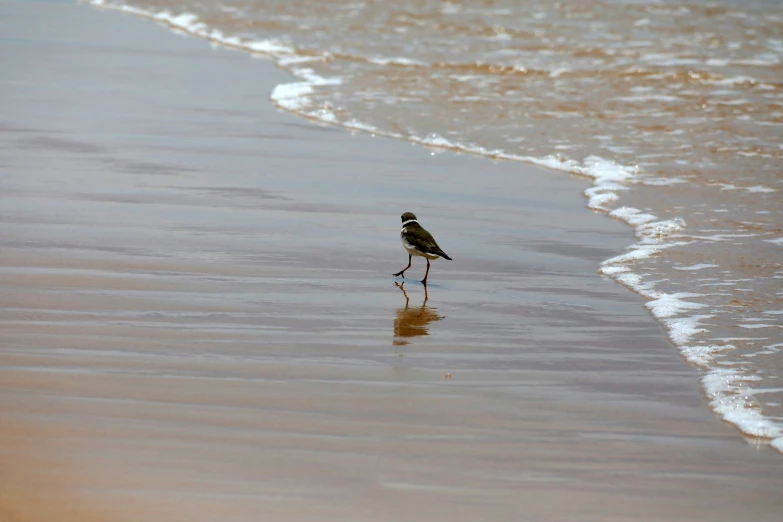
(86, 0, 783, 451)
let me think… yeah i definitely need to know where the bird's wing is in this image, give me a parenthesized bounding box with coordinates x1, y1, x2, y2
(405, 226, 449, 258)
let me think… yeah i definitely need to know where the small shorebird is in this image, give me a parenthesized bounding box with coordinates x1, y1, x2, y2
(393, 212, 452, 284)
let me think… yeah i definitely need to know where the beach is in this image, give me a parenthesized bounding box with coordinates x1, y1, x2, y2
(1, 1, 782, 521)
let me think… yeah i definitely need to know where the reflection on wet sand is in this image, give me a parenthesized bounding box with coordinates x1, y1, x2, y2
(393, 282, 445, 346)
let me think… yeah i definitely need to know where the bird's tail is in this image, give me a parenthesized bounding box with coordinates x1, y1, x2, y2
(437, 250, 452, 261)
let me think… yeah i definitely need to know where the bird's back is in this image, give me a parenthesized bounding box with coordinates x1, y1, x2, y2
(402, 222, 451, 260)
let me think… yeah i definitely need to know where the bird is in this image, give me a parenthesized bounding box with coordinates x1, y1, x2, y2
(393, 212, 452, 285)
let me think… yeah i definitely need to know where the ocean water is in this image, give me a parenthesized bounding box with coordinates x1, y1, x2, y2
(85, 0, 782, 453)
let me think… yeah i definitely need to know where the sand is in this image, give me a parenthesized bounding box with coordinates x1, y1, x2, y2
(1, 1, 782, 521)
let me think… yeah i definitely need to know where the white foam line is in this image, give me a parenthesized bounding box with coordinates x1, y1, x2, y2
(747, 388, 783, 395)
(681, 344, 733, 367)
(86, 0, 296, 57)
(712, 337, 770, 342)
(703, 369, 783, 440)
(761, 342, 783, 353)
(683, 233, 760, 242)
(665, 315, 713, 345)
(738, 324, 782, 329)
(646, 293, 707, 319)
(746, 185, 776, 193)
(84, 0, 783, 456)
(639, 177, 688, 187)
(369, 56, 427, 67)
(674, 264, 719, 271)
(610, 207, 656, 226)
(711, 182, 777, 193)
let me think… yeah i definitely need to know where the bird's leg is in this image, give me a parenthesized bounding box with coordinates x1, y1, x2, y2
(421, 258, 431, 285)
(394, 255, 412, 277)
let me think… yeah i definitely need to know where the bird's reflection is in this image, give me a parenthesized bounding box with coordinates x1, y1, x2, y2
(393, 282, 445, 346)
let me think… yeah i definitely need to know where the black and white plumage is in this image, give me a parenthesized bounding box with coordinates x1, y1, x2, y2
(393, 212, 451, 284)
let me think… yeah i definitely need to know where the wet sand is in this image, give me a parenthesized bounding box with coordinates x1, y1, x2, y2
(1, 1, 782, 521)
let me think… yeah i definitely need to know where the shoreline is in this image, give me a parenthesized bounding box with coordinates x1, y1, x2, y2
(1, 1, 782, 520)
(84, 0, 783, 451)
